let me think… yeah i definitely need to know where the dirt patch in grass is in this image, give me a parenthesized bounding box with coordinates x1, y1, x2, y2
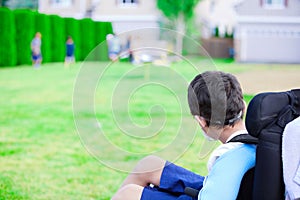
(233, 69, 300, 95)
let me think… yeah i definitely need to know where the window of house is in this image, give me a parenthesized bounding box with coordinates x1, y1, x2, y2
(262, 0, 287, 9)
(50, 0, 73, 7)
(117, 0, 138, 7)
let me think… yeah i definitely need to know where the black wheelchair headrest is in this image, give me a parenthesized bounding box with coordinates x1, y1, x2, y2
(245, 89, 300, 137)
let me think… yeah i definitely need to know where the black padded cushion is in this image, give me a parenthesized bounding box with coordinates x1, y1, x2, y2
(246, 89, 300, 137)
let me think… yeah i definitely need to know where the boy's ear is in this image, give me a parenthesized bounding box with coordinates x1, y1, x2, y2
(243, 100, 247, 115)
(194, 115, 207, 128)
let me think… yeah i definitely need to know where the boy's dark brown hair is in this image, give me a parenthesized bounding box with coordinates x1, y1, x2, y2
(188, 71, 245, 127)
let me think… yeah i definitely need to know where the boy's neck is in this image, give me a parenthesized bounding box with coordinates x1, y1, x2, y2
(219, 121, 247, 144)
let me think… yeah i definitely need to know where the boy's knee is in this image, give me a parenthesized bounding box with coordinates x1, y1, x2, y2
(130, 155, 166, 186)
(135, 155, 166, 173)
(140, 155, 163, 163)
(112, 184, 143, 200)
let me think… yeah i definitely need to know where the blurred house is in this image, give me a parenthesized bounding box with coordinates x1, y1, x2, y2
(38, 0, 160, 36)
(234, 0, 300, 63)
(196, 0, 241, 39)
(39, 0, 88, 19)
(195, 0, 241, 58)
(196, 0, 300, 63)
(38, 0, 167, 62)
(92, 0, 160, 35)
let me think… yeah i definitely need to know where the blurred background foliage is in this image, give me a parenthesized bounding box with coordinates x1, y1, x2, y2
(0, 0, 38, 9)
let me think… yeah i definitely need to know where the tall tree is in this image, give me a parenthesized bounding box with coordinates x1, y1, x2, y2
(157, 0, 199, 55)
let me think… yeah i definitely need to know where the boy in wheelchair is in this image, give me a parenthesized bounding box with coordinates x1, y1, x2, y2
(112, 71, 300, 200)
(112, 71, 255, 200)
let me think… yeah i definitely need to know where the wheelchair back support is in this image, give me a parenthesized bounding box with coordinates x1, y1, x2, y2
(244, 89, 300, 200)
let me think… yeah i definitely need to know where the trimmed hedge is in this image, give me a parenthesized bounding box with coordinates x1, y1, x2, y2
(35, 13, 52, 63)
(105, 21, 113, 35)
(49, 15, 65, 62)
(14, 9, 35, 65)
(0, 8, 113, 67)
(94, 22, 110, 61)
(79, 18, 95, 61)
(0, 7, 16, 66)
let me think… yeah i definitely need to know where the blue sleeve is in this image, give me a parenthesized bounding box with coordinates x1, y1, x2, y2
(199, 144, 256, 200)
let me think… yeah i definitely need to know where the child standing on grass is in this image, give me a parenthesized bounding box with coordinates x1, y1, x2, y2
(106, 33, 121, 62)
(64, 36, 75, 67)
(31, 32, 42, 68)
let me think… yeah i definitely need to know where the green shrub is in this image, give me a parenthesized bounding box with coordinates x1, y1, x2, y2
(35, 12, 52, 63)
(105, 22, 113, 35)
(49, 15, 65, 62)
(14, 9, 35, 65)
(214, 27, 219, 37)
(65, 17, 81, 61)
(79, 18, 95, 61)
(0, 7, 16, 66)
(105, 22, 113, 60)
(0, 8, 114, 66)
(94, 22, 109, 61)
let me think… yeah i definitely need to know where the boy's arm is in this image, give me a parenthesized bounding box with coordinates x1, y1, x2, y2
(199, 145, 255, 200)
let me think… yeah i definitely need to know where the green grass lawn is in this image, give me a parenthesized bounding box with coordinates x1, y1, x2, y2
(0, 58, 295, 199)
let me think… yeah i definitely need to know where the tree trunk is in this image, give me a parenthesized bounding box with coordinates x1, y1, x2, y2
(175, 13, 185, 56)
